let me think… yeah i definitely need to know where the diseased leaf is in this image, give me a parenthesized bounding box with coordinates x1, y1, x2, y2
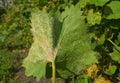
(24, 60, 46, 80)
(23, 6, 98, 80)
(59, 6, 71, 22)
(55, 6, 98, 78)
(107, 1, 120, 19)
(22, 8, 53, 80)
(88, 0, 109, 6)
(110, 48, 120, 64)
(87, 9, 102, 25)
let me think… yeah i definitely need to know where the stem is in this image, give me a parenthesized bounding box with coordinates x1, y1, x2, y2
(52, 60, 55, 83)
(108, 39, 120, 51)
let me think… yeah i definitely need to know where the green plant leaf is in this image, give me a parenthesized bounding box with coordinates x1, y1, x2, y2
(107, 1, 120, 19)
(23, 6, 98, 80)
(76, 75, 89, 83)
(22, 8, 53, 80)
(55, 6, 98, 78)
(78, 0, 89, 8)
(88, 0, 109, 6)
(87, 9, 102, 25)
(105, 65, 117, 75)
(0, 30, 8, 42)
(98, 34, 105, 45)
(110, 48, 120, 64)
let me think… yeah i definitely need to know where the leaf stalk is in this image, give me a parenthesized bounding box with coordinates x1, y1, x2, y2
(52, 60, 56, 83)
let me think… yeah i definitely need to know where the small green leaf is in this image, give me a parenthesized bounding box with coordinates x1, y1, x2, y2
(114, 33, 120, 45)
(105, 65, 117, 75)
(88, 0, 109, 6)
(78, 0, 89, 8)
(87, 9, 102, 25)
(110, 48, 120, 64)
(109, 20, 120, 29)
(98, 34, 105, 45)
(76, 75, 89, 83)
(107, 1, 120, 19)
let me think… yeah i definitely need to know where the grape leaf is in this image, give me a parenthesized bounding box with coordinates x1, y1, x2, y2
(88, 0, 109, 6)
(109, 20, 120, 29)
(98, 34, 105, 45)
(76, 75, 89, 83)
(110, 48, 120, 64)
(23, 6, 98, 80)
(105, 65, 117, 75)
(22, 9, 54, 80)
(87, 9, 101, 25)
(55, 6, 98, 78)
(107, 1, 120, 19)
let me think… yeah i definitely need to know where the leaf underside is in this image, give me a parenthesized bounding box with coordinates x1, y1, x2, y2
(22, 9, 53, 80)
(23, 6, 98, 80)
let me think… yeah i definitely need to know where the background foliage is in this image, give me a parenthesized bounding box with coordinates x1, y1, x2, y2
(0, 0, 120, 83)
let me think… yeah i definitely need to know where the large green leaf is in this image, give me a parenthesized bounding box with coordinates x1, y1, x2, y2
(107, 1, 120, 19)
(22, 9, 53, 80)
(55, 6, 98, 78)
(23, 6, 98, 80)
